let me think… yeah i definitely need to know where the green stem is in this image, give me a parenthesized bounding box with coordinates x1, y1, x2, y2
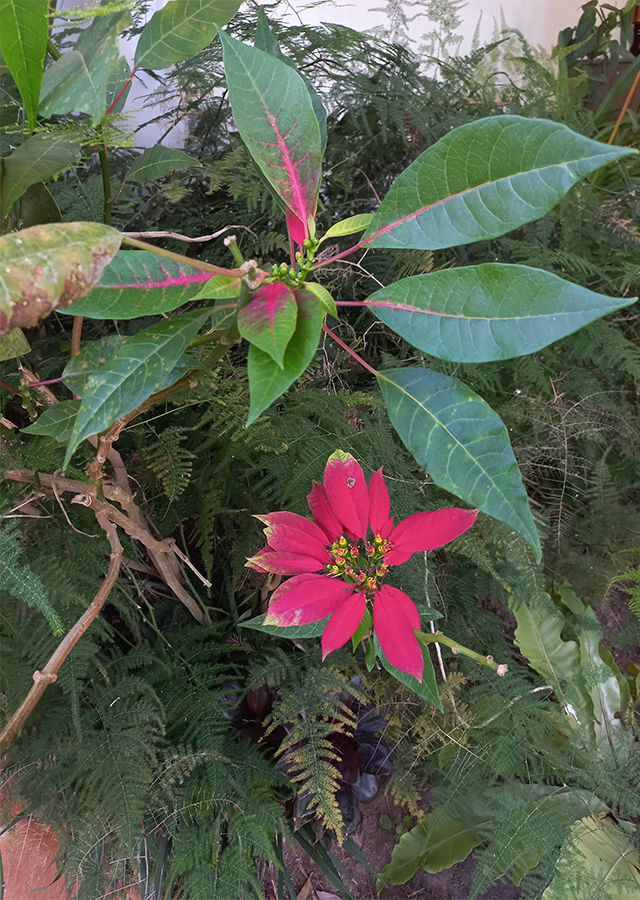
(46, 37, 61, 61)
(416, 631, 509, 675)
(96, 128, 112, 225)
(201, 326, 240, 368)
(224, 235, 245, 268)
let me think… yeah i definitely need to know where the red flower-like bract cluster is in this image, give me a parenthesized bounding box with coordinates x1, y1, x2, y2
(246, 452, 478, 681)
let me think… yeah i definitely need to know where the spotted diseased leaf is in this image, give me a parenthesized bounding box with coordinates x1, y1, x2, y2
(362, 117, 637, 251)
(379, 367, 541, 560)
(238, 282, 297, 367)
(59, 250, 215, 319)
(218, 29, 322, 244)
(365, 265, 636, 363)
(247, 288, 323, 425)
(0, 222, 122, 335)
(63, 309, 211, 467)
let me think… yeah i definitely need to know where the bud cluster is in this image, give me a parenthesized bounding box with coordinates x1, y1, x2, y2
(326, 533, 393, 597)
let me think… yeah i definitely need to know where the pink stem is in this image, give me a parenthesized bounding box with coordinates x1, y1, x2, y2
(106, 67, 137, 118)
(21, 377, 64, 387)
(0, 381, 21, 396)
(322, 323, 379, 378)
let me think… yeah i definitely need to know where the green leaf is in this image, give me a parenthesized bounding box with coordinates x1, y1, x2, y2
(135, 0, 241, 69)
(0, 0, 49, 131)
(1, 181, 61, 234)
(321, 214, 373, 242)
(351, 607, 372, 650)
(374, 635, 441, 708)
(378, 367, 540, 560)
(366, 265, 636, 362)
(1, 133, 82, 217)
(0, 222, 122, 335)
(0, 327, 29, 360)
(192, 274, 242, 301)
(238, 613, 329, 639)
(303, 281, 337, 318)
(59, 250, 215, 319)
(21, 400, 81, 443)
(238, 282, 298, 368)
(218, 29, 322, 240)
(125, 145, 202, 184)
(246, 287, 323, 425)
(363, 116, 637, 251)
(63, 309, 210, 467)
(254, 6, 327, 156)
(62, 335, 126, 393)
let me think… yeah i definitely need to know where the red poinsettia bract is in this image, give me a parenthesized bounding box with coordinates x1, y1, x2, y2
(246, 451, 478, 681)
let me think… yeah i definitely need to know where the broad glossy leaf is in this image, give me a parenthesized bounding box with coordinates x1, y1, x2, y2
(218, 29, 322, 242)
(321, 214, 373, 242)
(303, 281, 337, 318)
(126, 145, 201, 184)
(22, 400, 81, 443)
(366, 264, 636, 362)
(60, 250, 214, 319)
(193, 274, 242, 301)
(238, 612, 329, 639)
(378, 367, 541, 560)
(0, 222, 122, 335)
(63, 309, 210, 467)
(247, 288, 323, 425)
(135, 0, 241, 69)
(238, 282, 297, 367)
(1, 133, 82, 217)
(374, 635, 441, 708)
(0, 327, 29, 360)
(363, 116, 637, 251)
(0, 0, 49, 131)
(255, 7, 328, 155)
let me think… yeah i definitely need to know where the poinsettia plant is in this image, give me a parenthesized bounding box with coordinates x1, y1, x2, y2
(0, 4, 638, 664)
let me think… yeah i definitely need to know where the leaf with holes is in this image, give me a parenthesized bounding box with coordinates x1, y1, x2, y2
(63, 309, 210, 467)
(0, 222, 121, 335)
(365, 264, 636, 362)
(0, 0, 49, 131)
(362, 117, 637, 251)
(378, 367, 540, 560)
(59, 251, 215, 319)
(125, 145, 202, 184)
(238, 282, 297, 367)
(1, 133, 82, 217)
(135, 0, 241, 69)
(247, 288, 323, 425)
(218, 29, 322, 243)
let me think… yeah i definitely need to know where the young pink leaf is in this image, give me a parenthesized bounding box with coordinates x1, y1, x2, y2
(238, 282, 297, 367)
(218, 29, 321, 243)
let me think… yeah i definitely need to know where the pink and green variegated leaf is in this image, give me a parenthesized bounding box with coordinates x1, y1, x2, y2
(59, 251, 216, 319)
(218, 28, 322, 243)
(246, 287, 323, 425)
(361, 116, 637, 252)
(238, 281, 297, 367)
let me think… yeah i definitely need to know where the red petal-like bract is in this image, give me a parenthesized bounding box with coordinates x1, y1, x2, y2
(307, 481, 343, 542)
(265, 573, 355, 626)
(246, 547, 326, 575)
(321, 591, 367, 657)
(256, 511, 329, 563)
(386, 508, 478, 565)
(323, 451, 369, 539)
(368, 467, 393, 538)
(373, 584, 423, 680)
(286, 208, 308, 246)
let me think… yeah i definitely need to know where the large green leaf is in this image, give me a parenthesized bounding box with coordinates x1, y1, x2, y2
(125, 145, 201, 184)
(0, 0, 49, 131)
(63, 309, 210, 467)
(135, 0, 241, 69)
(366, 265, 636, 362)
(378, 367, 540, 560)
(218, 29, 322, 243)
(1, 133, 82, 217)
(246, 288, 323, 425)
(39, 10, 129, 124)
(0, 222, 122, 335)
(362, 117, 637, 251)
(60, 250, 215, 319)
